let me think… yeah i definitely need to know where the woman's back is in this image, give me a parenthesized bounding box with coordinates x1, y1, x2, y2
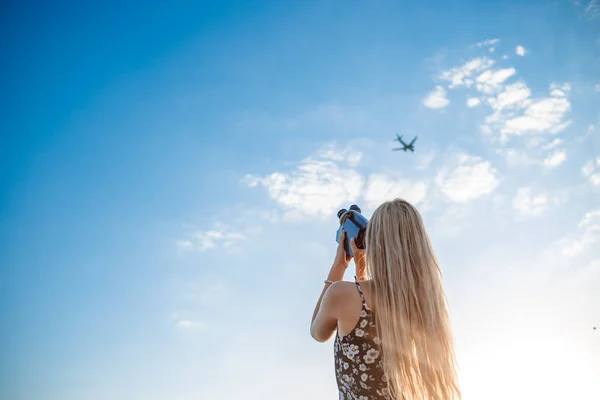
(334, 277, 391, 399)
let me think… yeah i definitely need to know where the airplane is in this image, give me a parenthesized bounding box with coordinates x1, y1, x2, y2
(392, 134, 417, 152)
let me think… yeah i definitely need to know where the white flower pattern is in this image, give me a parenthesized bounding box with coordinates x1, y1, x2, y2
(346, 344, 360, 358)
(334, 277, 391, 400)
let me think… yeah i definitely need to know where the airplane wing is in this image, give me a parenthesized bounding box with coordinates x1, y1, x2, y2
(409, 136, 418, 146)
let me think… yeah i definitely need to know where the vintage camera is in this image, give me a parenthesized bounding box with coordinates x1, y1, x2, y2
(335, 204, 368, 257)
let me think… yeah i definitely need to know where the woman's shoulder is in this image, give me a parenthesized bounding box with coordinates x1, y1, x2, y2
(323, 280, 362, 307)
(329, 279, 373, 303)
(327, 280, 359, 297)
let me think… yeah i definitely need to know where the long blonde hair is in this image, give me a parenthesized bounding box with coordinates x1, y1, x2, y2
(366, 199, 461, 400)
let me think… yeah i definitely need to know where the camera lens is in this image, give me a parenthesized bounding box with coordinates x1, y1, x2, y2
(337, 208, 347, 219)
(349, 204, 361, 213)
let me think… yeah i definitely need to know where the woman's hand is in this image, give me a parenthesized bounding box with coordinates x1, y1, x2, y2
(333, 231, 352, 270)
(350, 237, 367, 281)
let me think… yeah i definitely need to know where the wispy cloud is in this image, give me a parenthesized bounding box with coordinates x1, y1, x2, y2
(244, 146, 364, 218)
(497, 148, 536, 166)
(578, 124, 595, 141)
(434, 153, 501, 202)
(511, 187, 561, 217)
(472, 38, 500, 49)
(543, 150, 567, 169)
(439, 57, 495, 89)
(570, 0, 600, 19)
(476, 68, 517, 94)
(485, 82, 572, 142)
(422, 85, 450, 109)
(171, 313, 206, 330)
(494, 138, 568, 170)
(487, 81, 531, 114)
(431, 46, 573, 171)
(541, 138, 563, 150)
(177, 222, 247, 252)
(316, 142, 363, 167)
(176, 320, 205, 329)
(467, 97, 481, 108)
(559, 209, 600, 257)
(437, 49, 573, 143)
(585, 0, 599, 17)
(582, 156, 600, 186)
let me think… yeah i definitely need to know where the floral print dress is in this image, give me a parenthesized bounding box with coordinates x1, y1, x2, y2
(334, 277, 392, 400)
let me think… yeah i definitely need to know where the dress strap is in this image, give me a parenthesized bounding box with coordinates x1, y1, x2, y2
(353, 276, 369, 310)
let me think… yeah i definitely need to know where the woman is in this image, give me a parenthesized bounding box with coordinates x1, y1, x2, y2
(310, 199, 461, 400)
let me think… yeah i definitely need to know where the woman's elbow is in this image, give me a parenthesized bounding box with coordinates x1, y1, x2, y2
(310, 326, 331, 342)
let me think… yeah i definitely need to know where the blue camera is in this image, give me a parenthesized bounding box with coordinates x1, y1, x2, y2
(335, 204, 368, 257)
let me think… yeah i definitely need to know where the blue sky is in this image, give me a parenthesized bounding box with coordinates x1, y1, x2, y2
(1, 1, 599, 399)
